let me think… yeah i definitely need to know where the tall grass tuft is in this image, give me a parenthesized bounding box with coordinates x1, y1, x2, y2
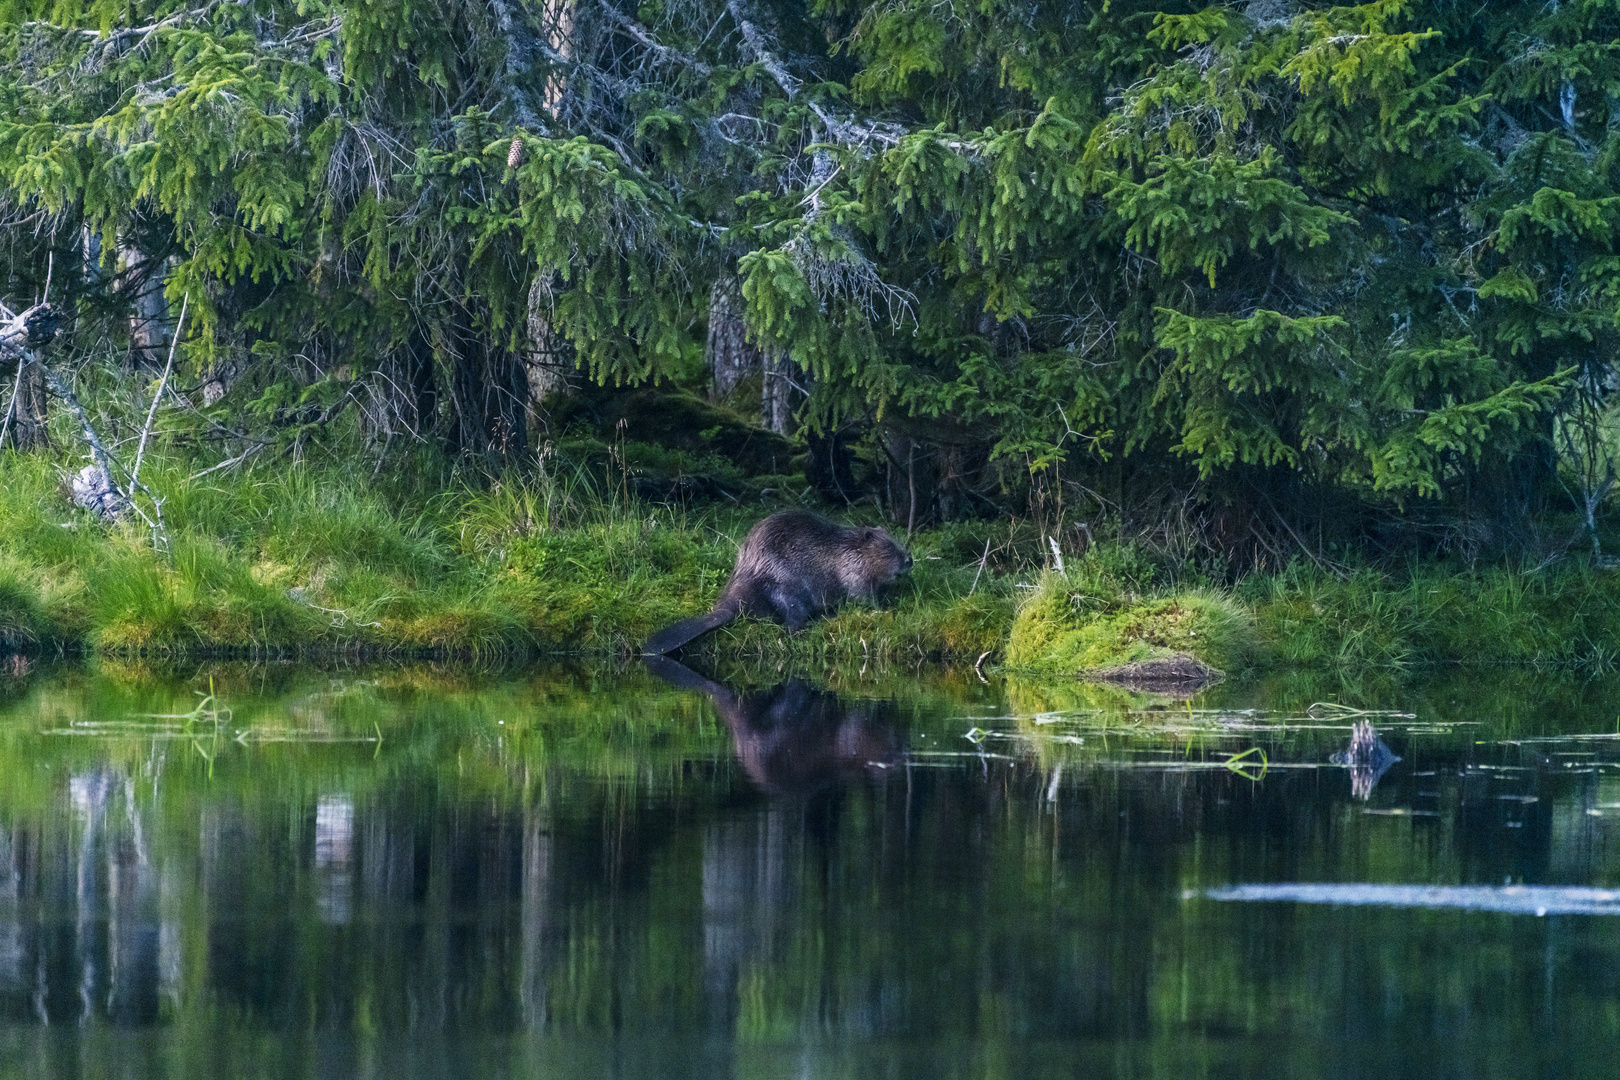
(0, 558, 47, 650)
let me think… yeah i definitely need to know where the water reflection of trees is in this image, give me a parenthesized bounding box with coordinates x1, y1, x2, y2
(4, 667, 1620, 1078)
(0, 770, 173, 1026)
(0, 667, 1158, 1053)
(646, 658, 914, 1064)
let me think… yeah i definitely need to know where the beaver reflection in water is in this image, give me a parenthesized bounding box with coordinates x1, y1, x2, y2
(642, 510, 911, 655)
(645, 656, 902, 795)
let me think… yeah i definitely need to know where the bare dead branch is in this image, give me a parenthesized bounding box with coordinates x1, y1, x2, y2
(132, 292, 188, 487)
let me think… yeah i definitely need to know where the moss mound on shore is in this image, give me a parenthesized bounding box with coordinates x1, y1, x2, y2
(1005, 572, 1257, 676)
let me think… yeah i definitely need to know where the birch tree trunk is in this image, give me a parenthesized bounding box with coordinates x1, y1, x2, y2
(542, 0, 573, 117)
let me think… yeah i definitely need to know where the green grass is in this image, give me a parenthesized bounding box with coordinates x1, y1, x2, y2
(1241, 559, 1620, 669)
(7, 444, 1620, 673)
(0, 445, 1033, 662)
(0, 556, 51, 650)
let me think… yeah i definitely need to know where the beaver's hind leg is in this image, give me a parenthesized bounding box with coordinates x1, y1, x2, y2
(764, 582, 817, 631)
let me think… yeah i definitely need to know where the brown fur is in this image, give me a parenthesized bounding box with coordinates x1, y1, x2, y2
(642, 510, 912, 654)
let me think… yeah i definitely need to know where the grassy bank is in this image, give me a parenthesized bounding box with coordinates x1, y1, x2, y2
(0, 446, 1022, 661)
(4, 449, 1620, 674)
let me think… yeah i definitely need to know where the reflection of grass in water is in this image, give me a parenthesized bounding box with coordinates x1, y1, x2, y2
(961, 675, 1620, 792)
(41, 676, 240, 775)
(0, 659, 1039, 863)
(12, 655, 1620, 778)
(972, 676, 1470, 771)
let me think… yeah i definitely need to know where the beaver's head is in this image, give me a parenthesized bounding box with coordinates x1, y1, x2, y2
(856, 526, 913, 583)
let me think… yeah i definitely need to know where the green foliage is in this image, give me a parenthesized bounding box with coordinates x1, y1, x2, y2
(4, 0, 1620, 567)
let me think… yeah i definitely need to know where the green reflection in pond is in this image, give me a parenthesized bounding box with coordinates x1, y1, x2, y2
(0, 660, 1618, 1079)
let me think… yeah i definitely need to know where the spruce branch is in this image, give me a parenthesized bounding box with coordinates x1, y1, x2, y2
(723, 0, 903, 152)
(602, 7, 712, 77)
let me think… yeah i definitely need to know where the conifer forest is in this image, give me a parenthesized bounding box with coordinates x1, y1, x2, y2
(3, 0, 1620, 588)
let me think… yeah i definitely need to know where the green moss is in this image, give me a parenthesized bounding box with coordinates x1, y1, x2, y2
(1006, 575, 1256, 675)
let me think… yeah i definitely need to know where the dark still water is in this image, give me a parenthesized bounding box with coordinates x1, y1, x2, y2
(2, 658, 1620, 1079)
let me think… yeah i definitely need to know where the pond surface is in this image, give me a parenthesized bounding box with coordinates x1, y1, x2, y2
(1, 656, 1619, 1079)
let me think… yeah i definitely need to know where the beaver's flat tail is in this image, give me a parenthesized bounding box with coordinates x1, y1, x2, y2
(642, 603, 738, 655)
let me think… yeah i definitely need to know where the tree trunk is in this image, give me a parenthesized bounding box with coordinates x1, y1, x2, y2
(707, 277, 756, 402)
(525, 274, 573, 419)
(542, 0, 573, 117)
(0, 303, 57, 451)
(443, 305, 529, 460)
(878, 428, 941, 528)
(120, 246, 171, 370)
(200, 354, 242, 406)
(82, 226, 107, 291)
(203, 266, 279, 405)
(761, 347, 795, 435)
(3, 361, 50, 451)
(407, 325, 439, 436)
(806, 427, 856, 505)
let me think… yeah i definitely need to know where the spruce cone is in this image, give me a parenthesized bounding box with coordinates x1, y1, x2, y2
(507, 136, 524, 169)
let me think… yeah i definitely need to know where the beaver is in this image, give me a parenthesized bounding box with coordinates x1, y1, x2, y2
(642, 510, 912, 654)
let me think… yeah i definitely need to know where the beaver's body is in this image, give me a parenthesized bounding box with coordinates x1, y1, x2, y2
(642, 510, 911, 654)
